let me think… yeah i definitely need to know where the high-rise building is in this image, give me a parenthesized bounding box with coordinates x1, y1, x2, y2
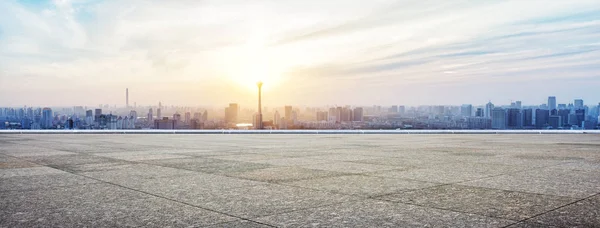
(515, 101, 522, 109)
(389, 105, 398, 113)
(461, 104, 473, 117)
(157, 108, 162, 119)
(535, 109, 549, 129)
(548, 116, 562, 129)
(126, 88, 129, 108)
(147, 108, 153, 122)
(491, 108, 506, 129)
(129, 110, 137, 124)
(575, 109, 585, 127)
(475, 108, 484, 117)
(274, 111, 280, 126)
(548, 96, 556, 111)
(557, 109, 570, 127)
(184, 112, 191, 124)
(574, 99, 584, 109)
(225, 103, 239, 124)
(506, 108, 522, 129)
(353, 107, 364, 122)
(398, 106, 406, 115)
(316, 111, 328, 121)
(522, 109, 533, 127)
(284, 106, 293, 121)
(485, 102, 494, 119)
(41, 108, 53, 129)
(94, 109, 102, 121)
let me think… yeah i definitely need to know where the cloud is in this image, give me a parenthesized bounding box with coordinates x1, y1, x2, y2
(1, 0, 600, 106)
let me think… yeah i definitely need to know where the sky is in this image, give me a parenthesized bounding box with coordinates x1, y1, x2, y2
(1, 0, 599, 108)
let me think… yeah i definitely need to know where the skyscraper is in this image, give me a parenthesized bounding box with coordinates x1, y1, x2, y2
(41, 108, 53, 129)
(535, 109, 549, 129)
(285, 106, 293, 121)
(225, 103, 239, 124)
(522, 108, 533, 127)
(475, 108, 484, 117)
(575, 109, 585, 127)
(148, 108, 153, 122)
(316, 111, 328, 121)
(256, 81, 263, 129)
(126, 88, 129, 108)
(574, 99, 584, 109)
(491, 108, 506, 129)
(157, 108, 162, 119)
(506, 108, 522, 129)
(515, 101, 522, 109)
(274, 111, 280, 126)
(353, 107, 364, 122)
(485, 102, 494, 119)
(461, 104, 473, 117)
(548, 96, 556, 111)
(548, 115, 562, 129)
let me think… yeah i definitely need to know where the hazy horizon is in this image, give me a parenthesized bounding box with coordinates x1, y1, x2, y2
(1, 0, 599, 107)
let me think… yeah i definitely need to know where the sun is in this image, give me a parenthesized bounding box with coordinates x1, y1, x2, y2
(224, 49, 284, 92)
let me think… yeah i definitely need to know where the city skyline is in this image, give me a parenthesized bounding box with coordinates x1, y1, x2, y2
(1, 1, 600, 106)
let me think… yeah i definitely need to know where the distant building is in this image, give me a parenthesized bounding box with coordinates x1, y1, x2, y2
(574, 99, 584, 109)
(285, 106, 293, 122)
(389, 105, 398, 113)
(468, 117, 491, 129)
(225, 103, 239, 124)
(485, 102, 494, 119)
(147, 108, 153, 122)
(155, 117, 176, 129)
(316, 111, 328, 121)
(575, 109, 585, 127)
(353, 107, 364, 122)
(557, 109, 570, 127)
(157, 108, 162, 119)
(491, 108, 506, 129)
(548, 115, 562, 129)
(42, 108, 53, 129)
(506, 108, 522, 129)
(184, 112, 191, 124)
(274, 111, 281, 126)
(461, 104, 472, 117)
(515, 101, 522, 109)
(548, 96, 557, 111)
(475, 108, 484, 117)
(398, 106, 406, 115)
(535, 109, 549, 129)
(522, 109, 533, 127)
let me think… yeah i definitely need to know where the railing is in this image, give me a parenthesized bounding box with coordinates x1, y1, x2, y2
(0, 130, 599, 134)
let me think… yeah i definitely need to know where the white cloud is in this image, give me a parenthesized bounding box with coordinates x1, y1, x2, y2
(0, 0, 599, 106)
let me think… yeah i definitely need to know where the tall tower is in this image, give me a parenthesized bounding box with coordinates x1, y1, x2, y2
(548, 96, 556, 111)
(126, 88, 129, 108)
(256, 81, 263, 129)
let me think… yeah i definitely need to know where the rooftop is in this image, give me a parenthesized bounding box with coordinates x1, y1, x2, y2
(1, 134, 600, 227)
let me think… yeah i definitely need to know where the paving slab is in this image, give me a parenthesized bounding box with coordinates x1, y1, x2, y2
(286, 174, 438, 197)
(462, 167, 600, 198)
(143, 157, 273, 174)
(227, 166, 347, 183)
(366, 162, 527, 183)
(531, 194, 600, 227)
(157, 183, 358, 218)
(1, 134, 599, 227)
(378, 184, 576, 220)
(255, 199, 515, 227)
(300, 161, 399, 174)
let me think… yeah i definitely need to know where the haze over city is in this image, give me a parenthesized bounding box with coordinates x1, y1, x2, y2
(1, 0, 600, 107)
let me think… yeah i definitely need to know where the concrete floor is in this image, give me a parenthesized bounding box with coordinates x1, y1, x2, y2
(1, 134, 599, 227)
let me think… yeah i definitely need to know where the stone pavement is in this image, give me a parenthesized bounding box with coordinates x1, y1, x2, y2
(1, 134, 599, 227)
